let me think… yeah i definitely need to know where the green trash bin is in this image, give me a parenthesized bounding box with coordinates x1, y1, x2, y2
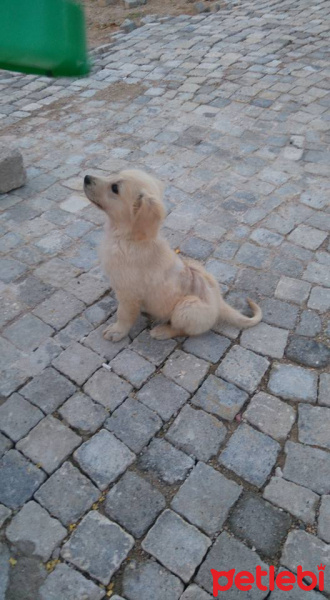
(0, 0, 90, 78)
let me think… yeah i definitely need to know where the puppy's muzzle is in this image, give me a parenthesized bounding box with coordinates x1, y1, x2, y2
(83, 174, 100, 207)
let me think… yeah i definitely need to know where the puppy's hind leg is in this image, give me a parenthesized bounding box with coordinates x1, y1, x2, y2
(151, 295, 217, 339)
(150, 323, 185, 340)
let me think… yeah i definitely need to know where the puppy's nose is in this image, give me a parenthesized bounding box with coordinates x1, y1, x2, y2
(84, 175, 91, 186)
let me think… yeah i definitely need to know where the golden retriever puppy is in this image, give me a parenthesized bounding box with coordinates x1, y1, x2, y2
(83, 169, 262, 341)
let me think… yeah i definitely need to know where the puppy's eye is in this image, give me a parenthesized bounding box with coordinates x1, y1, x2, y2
(111, 183, 119, 194)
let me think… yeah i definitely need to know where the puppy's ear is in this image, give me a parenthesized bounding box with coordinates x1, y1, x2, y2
(132, 192, 165, 240)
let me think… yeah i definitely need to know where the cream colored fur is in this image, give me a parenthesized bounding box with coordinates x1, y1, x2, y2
(83, 169, 262, 341)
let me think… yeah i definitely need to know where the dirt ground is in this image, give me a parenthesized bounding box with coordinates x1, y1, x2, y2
(84, 0, 197, 47)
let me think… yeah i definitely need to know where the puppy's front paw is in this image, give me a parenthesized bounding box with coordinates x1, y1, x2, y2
(103, 324, 127, 342)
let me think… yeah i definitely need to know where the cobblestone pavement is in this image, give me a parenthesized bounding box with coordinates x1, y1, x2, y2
(0, 0, 330, 597)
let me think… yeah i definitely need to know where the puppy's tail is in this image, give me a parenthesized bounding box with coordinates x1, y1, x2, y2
(218, 297, 262, 330)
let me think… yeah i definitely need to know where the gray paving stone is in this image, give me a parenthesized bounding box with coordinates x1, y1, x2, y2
(0, 542, 10, 600)
(250, 228, 284, 247)
(142, 509, 210, 583)
(33, 290, 85, 330)
(307, 213, 330, 233)
(53, 342, 103, 385)
(3, 314, 54, 352)
(268, 363, 318, 403)
(166, 405, 226, 461)
(285, 335, 330, 368)
(162, 350, 209, 393)
(205, 259, 238, 284)
(228, 493, 291, 558)
(17, 275, 55, 308)
(34, 230, 72, 255)
(303, 262, 330, 287)
(0, 449, 46, 509)
(0, 432, 12, 458)
(192, 375, 248, 421)
(216, 345, 269, 393)
(180, 585, 212, 600)
(74, 429, 135, 490)
(54, 315, 93, 348)
(219, 424, 280, 488)
(172, 462, 241, 535)
(39, 563, 105, 600)
(18, 337, 62, 378)
(105, 471, 165, 537)
(0, 504, 11, 528)
(283, 441, 330, 495)
(236, 242, 271, 268)
(263, 204, 312, 236)
(84, 296, 117, 326)
(212, 321, 240, 339)
(61, 511, 134, 585)
(17, 416, 81, 474)
(281, 530, 330, 594)
(64, 272, 109, 305)
(67, 242, 98, 271)
(131, 329, 176, 366)
(105, 397, 162, 453)
(213, 241, 239, 261)
(236, 268, 279, 297)
(0, 258, 27, 283)
(138, 438, 194, 485)
(64, 218, 93, 240)
(263, 477, 319, 525)
(244, 392, 296, 441)
(137, 374, 189, 421)
(0, 287, 26, 330)
(180, 236, 213, 260)
(288, 224, 327, 250)
(196, 531, 269, 599)
(123, 559, 184, 600)
(259, 298, 299, 329)
(2, 202, 39, 223)
(0, 393, 43, 442)
(275, 276, 311, 304)
(308, 286, 330, 313)
(298, 404, 330, 449)
(319, 373, 330, 407)
(183, 332, 231, 363)
(84, 319, 129, 361)
(35, 461, 99, 526)
(110, 349, 155, 389)
(241, 322, 289, 359)
(34, 258, 81, 287)
(8, 502, 64, 564)
(21, 366, 76, 413)
(318, 496, 330, 544)
(84, 368, 132, 412)
(59, 392, 107, 434)
(296, 310, 322, 336)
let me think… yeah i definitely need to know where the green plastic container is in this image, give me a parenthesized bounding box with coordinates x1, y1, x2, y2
(0, 0, 90, 77)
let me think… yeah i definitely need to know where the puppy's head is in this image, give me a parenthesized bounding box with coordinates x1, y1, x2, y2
(84, 169, 165, 241)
